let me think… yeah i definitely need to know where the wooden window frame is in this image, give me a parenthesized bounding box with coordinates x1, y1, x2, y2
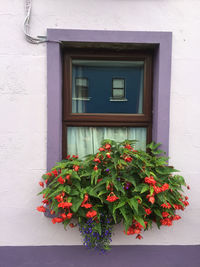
(62, 47, 153, 158)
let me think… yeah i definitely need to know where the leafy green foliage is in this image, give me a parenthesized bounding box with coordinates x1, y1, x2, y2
(37, 140, 189, 251)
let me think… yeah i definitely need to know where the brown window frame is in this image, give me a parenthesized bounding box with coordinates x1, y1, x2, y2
(62, 47, 153, 158)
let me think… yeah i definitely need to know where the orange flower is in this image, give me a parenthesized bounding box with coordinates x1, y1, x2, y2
(37, 206, 46, 212)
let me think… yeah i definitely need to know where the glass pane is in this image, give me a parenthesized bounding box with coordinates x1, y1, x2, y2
(113, 89, 124, 98)
(113, 79, 125, 88)
(71, 60, 144, 114)
(67, 126, 147, 158)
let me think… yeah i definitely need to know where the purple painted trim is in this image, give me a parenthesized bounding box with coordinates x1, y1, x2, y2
(47, 29, 172, 170)
(1, 246, 200, 267)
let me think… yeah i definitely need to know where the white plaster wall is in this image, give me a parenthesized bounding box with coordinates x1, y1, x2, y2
(0, 0, 200, 246)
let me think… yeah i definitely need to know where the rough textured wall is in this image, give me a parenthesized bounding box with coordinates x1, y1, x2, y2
(0, 0, 199, 246)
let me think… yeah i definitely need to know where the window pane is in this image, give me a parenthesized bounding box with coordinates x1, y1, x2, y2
(113, 89, 124, 98)
(75, 78, 88, 87)
(71, 60, 144, 114)
(67, 126, 147, 158)
(113, 79, 125, 88)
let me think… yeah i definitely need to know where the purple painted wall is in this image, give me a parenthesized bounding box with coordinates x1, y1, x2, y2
(0, 245, 200, 267)
(47, 29, 172, 170)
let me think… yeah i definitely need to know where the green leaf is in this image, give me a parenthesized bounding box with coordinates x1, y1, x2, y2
(128, 197, 138, 213)
(71, 198, 83, 212)
(154, 209, 163, 218)
(141, 184, 149, 193)
(134, 216, 145, 228)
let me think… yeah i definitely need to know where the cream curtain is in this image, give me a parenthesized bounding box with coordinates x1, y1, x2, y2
(67, 127, 147, 158)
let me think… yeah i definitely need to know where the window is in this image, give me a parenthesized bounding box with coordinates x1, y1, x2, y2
(47, 29, 172, 170)
(111, 78, 126, 100)
(62, 47, 153, 158)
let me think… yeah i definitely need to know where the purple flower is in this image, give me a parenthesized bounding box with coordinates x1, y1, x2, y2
(106, 168, 109, 172)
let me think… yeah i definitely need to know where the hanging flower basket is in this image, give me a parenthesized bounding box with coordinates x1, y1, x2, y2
(37, 140, 189, 253)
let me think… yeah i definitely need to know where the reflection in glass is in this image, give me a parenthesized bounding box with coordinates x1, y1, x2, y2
(71, 60, 144, 114)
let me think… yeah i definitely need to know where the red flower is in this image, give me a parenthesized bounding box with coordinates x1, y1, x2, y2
(39, 181, 44, 187)
(161, 183, 169, 192)
(105, 144, 111, 150)
(55, 192, 65, 202)
(37, 206, 46, 212)
(173, 204, 184, 210)
(81, 203, 92, 209)
(106, 193, 119, 202)
(52, 170, 58, 176)
(99, 147, 105, 152)
(50, 210, 55, 215)
(187, 185, 190, 190)
(153, 185, 162, 194)
(97, 178, 103, 183)
(148, 196, 155, 204)
(73, 165, 80, 172)
(106, 153, 111, 159)
(162, 212, 170, 218)
(52, 217, 63, 224)
(124, 156, 133, 162)
(72, 155, 78, 159)
(69, 223, 75, 228)
(124, 144, 132, 150)
(58, 176, 65, 184)
(94, 165, 98, 171)
(45, 179, 48, 184)
(66, 155, 71, 159)
(42, 199, 49, 204)
(183, 200, 189, 207)
(136, 234, 143, 240)
(145, 208, 152, 215)
(172, 215, 181, 220)
(66, 175, 70, 181)
(58, 202, 72, 209)
(86, 210, 97, 218)
(61, 213, 67, 220)
(66, 213, 73, 219)
(160, 218, 172, 226)
(144, 176, 156, 185)
(161, 203, 171, 209)
(94, 158, 101, 163)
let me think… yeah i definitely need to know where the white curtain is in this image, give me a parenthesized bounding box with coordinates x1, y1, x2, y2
(67, 127, 147, 158)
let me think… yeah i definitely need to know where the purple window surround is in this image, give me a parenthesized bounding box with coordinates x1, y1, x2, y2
(47, 29, 172, 170)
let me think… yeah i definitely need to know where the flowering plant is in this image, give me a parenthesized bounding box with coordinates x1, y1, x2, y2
(37, 140, 189, 252)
